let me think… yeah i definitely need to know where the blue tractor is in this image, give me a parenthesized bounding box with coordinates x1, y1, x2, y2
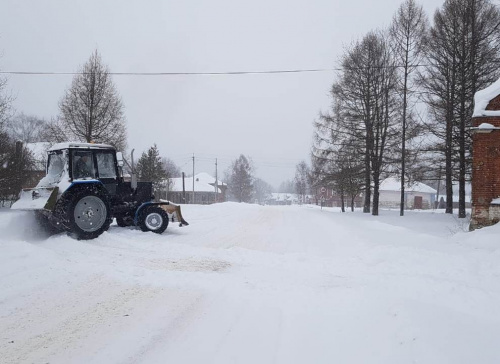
(12, 142, 188, 240)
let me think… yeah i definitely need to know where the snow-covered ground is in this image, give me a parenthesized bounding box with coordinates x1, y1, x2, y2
(1, 203, 500, 364)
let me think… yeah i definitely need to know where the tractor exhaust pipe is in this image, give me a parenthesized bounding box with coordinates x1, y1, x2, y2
(130, 149, 137, 190)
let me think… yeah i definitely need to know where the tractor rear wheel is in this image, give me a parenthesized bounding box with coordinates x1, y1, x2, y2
(139, 206, 169, 234)
(66, 188, 112, 240)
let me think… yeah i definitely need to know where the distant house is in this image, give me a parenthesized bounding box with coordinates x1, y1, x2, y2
(379, 177, 437, 210)
(267, 193, 298, 205)
(266, 193, 314, 205)
(166, 172, 226, 204)
(313, 186, 362, 208)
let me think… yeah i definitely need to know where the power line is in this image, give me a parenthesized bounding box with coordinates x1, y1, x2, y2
(0, 69, 335, 76)
(0, 64, 436, 77)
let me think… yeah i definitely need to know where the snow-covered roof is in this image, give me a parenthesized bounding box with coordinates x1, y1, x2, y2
(191, 172, 225, 188)
(49, 142, 114, 151)
(169, 173, 224, 193)
(473, 78, 500, 117)
(380, 177, 437, 194)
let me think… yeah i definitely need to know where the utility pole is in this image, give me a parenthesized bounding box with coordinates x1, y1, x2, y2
(215, 158, 218, 204)
(192, 153, 195, 204)
(182, 172, 186, 203)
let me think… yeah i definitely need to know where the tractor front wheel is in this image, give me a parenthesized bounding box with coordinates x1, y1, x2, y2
(139, 206, 169, 234)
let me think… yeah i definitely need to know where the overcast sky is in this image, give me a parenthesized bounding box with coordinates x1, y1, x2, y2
(1, 0, 443, 188)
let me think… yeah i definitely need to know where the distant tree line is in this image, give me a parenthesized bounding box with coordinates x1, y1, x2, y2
(312, 0, 500, 217)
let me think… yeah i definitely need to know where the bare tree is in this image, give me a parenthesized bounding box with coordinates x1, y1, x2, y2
(294, 161, 310, 204)
(312, 105, 364, 212)
(254, 178, 273, 204)
(0, 70, 13, 128)
(56, 50, 127, 149)
(161, 157, 181, 178)
(332, 31, 401, 215)
(389, 0, 428, 216)
(6, 113, 47, 143)
(278, 180, 295, 193)
(227, 155, 254, 203)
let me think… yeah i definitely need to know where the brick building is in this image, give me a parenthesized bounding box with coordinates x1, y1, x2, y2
(470, 78, 500, 230)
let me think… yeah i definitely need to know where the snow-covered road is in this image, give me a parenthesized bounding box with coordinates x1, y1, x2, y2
(1, 203, 500, 363)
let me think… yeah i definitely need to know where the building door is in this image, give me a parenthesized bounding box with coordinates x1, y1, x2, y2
(414, 196, 423, 209)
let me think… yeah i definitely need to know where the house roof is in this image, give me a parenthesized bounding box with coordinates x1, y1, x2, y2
(380, 177, 437, 194)
(191, 172, 225, 188)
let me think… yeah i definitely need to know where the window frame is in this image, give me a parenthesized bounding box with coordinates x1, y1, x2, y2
(94, 150, 118, 180)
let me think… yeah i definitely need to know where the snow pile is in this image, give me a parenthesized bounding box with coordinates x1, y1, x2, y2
(1, 204, 500, 363)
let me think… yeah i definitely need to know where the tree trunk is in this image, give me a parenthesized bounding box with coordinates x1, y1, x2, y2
(372, 177, 380, 216)
(400, 56, 409, 217)
(363, 142, 371, 213)
(340, 189, 345, 212)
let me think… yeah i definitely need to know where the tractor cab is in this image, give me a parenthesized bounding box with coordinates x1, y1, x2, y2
(39, 143, 121, 189)
(12, 142, 188, 240)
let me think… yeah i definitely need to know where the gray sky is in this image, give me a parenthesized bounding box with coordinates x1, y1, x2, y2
(0, 0, 442, 188)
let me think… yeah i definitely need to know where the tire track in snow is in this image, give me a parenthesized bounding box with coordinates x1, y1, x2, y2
(1, 276, 162, 364)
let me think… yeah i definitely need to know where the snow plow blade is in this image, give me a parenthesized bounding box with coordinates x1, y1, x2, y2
(160, 202, 189, 226)
(10, 187, 59, 211)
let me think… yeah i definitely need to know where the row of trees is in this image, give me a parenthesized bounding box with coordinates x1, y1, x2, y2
(312, 0, 500, 217)
(225, 156, 313, 204)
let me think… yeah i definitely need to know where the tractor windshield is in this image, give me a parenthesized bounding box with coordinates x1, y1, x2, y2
(46, 152, 65, 182)
(36, 151, 67, 187)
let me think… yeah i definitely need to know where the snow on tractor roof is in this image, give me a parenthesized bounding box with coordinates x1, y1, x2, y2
(48, 142, 115, 151)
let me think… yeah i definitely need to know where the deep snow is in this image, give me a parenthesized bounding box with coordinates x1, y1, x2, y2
(1, 203, 500, 364)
